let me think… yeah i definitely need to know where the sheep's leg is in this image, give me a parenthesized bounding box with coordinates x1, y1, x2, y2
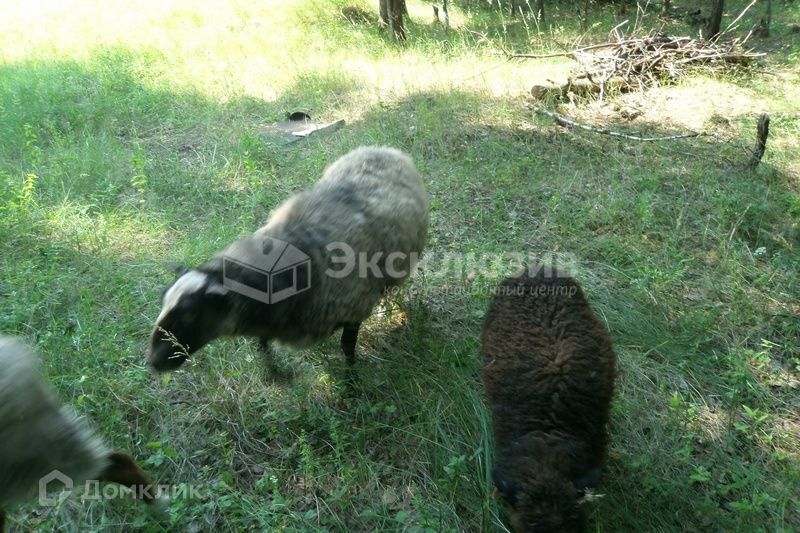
(340, 323, 360, 365)
(99, 451, 156, 503)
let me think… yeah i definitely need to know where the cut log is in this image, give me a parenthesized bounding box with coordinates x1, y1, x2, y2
(530, 77, 627, 99)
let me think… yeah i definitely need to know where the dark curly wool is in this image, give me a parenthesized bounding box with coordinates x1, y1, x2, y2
(481, 270, 617, 533)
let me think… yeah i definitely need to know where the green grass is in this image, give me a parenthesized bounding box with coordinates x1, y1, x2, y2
(1, 0, 798, 531)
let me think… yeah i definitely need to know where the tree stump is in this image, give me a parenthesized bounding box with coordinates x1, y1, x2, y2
(748, 113, 770, 169)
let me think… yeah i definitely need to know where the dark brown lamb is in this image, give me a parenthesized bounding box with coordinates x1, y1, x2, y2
(481, 269, 617, 533)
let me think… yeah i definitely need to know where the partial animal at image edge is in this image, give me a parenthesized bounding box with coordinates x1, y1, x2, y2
(0, 335, 160, 532)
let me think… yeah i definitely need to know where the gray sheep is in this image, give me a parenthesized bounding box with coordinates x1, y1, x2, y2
(481, 270, 617, 533)
(149, 146, 429, 372)
(0, 336, 157, 531)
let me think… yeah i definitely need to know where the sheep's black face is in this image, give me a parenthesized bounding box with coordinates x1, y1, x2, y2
(493, 468, 585, 533)
(149, 270, 231, 372)
(511, 482, 583, 533)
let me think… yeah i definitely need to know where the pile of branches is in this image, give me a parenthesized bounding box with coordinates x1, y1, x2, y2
(517, 27, 765, 98)
(568, 30, 764, 91)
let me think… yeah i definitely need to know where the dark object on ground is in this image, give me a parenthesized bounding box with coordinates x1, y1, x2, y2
(287, 110, 311, 121)
(260, 111, 345, 144)
(341, 5, 375, 25)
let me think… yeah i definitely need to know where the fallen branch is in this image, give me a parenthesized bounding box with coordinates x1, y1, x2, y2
(531, 107, 707, 142)
(505, 39, 642, 60)
(716, 0, 759, 41)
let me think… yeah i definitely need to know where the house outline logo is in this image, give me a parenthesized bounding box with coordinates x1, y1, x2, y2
(38, 470, 74, 506)
(222, 237, 311, 305)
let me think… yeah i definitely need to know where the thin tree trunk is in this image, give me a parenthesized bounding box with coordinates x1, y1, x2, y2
(762, 0, 772, 37)
(535, 0, 544, 23)
(388, 0, 395, 38)
(581, 0, 589, 31)
(706, 0, 724, 39)
(663, 0, 670, 15)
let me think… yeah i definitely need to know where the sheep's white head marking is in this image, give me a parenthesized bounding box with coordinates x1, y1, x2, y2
(158, 270, 211, 322)
(150, 269, 231, 372)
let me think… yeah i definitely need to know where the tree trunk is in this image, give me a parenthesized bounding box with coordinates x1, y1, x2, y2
(581, 0, 589, 31)
(663, 0, 670, 14)
(706, 0, 724, 39)
(379, 0, 388, 26)
(535, 0, 544, 23)
(379, 0, 406, 42)
(748, 113, 770, 169)
(391, 0, 406, 41)
(762, 0, 772, 37)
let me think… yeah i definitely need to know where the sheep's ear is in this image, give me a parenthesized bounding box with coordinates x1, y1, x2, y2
(205, 280, 229, 297)
(573, 467, 602, 492)
(492, 469, 520, 505)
